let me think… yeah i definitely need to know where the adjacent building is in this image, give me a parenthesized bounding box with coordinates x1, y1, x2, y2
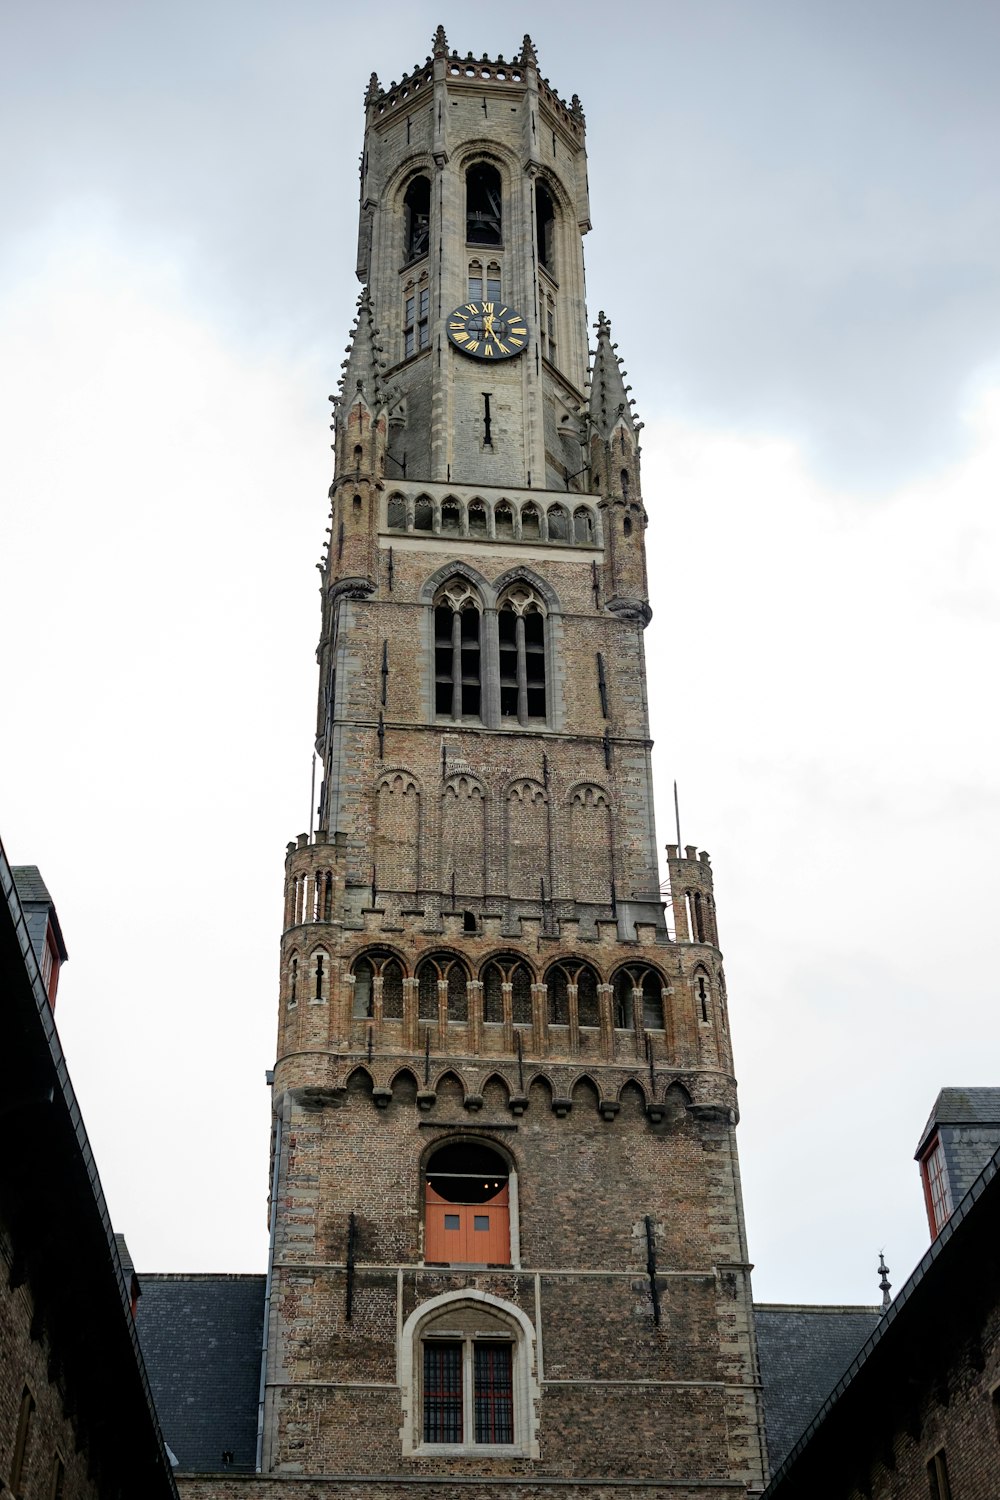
(0, 845, 178, 1500)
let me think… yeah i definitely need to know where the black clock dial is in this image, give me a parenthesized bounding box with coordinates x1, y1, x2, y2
(447, 301, 529, 360)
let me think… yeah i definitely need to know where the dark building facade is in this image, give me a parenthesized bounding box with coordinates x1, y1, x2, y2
(0, 843, 178, 1500)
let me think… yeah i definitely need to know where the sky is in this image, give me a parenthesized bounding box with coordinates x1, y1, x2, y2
(2, 0, 999, 1306)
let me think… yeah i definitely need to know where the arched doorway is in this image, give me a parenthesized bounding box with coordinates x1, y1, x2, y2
(424, 1141, 510, 1265)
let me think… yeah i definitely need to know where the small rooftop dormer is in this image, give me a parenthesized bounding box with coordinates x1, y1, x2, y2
(914, 1086, 1000, 1239)
(12, 864, 67, 1011)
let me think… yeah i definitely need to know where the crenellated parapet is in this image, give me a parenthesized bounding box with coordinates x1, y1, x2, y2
(364, 31, 585, 145)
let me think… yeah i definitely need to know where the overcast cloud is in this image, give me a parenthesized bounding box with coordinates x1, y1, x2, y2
(2, 1, 999, 1305)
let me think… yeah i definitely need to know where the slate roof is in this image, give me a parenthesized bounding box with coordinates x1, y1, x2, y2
(915, 1086, 1000, 1155)
(135, 1274, 266, 1474)
(763, 1146, 1000, 1494)
(11, 864, 53, 903)
(754, 1303, 881, 1471)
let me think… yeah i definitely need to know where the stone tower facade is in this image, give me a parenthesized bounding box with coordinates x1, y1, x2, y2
(260, 28, 768, 1498)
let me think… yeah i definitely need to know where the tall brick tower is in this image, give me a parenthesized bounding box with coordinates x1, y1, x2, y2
(262, 27, 768, 1497)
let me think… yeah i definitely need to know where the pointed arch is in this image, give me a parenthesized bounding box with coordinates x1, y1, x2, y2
(346, 1065, 375, 1099)
(567, 782, 613, 904)
(662, 1080, 692, 1122)
(570, 1074, 600, 1112)
(504, 779, 549, 900)
(441, 773, 487, 897)
(375, 769, 421, 893)
(391, 1067, 419, 1104)
(492, 564, 562, 614)
(482, 1073, 512, 1111)
(420, 559, 491, 605)
(433, 1068, 467, 1104)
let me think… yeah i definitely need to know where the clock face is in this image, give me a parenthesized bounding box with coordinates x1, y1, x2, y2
(447, 301, 529, 360)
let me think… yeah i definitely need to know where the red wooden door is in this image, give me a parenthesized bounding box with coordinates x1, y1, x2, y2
(425, 1182, 510, 1264)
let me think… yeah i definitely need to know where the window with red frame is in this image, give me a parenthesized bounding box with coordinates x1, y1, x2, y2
(921, 1136, 953, 1238)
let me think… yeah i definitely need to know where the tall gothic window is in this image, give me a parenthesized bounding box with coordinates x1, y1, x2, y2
(535, 181, 555, 271)
(404, 277, 430, 357)
(434, 580, 482, 720)
(404, 175, 430, 262)
(498, 585, 546, 723)
(466, 163, 502, 246)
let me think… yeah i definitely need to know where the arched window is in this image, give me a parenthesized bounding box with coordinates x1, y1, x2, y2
(494, 501, 514, 539)
(486, 261, 502, 301)
(623, 515, 632, 537)
(434, 579, 482, 720)
(547, 503, 569, 541)
(520, 504, 541, 540)
(404, 1291, 537, 1459)
(613, 966, 664, 1030)
(481, 954, 534, 1026)
(287, 953, 299, 1008)
(545, 961, 601, 1029)
(414, 494, 434, 531)
(353, 950, 404, 1020)
(424, 1140, 510, 1266)
(441, 497, 462, 534)
(573, 506, 594, 545)
(535, 181, 555, 271)
(466, 162, 502, 246)
(498, 585, 546, 723)
(416, 954, 469, 1023)
(404, 175, 430, 262)
(468, 499, 488, 536)
(621, 468, 630, 502)
(387, 493, 407, 530)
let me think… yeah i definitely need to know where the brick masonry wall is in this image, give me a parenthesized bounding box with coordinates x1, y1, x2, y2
(178, 1481, 751, 1500)
(0, 1232, 98, 1500)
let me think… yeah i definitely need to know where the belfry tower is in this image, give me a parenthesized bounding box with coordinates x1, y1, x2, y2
(263, 28, 767, 1496)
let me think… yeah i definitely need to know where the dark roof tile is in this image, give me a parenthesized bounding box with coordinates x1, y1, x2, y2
(754, 1304, 881, 1470)
(135, 1274, 266, 1473)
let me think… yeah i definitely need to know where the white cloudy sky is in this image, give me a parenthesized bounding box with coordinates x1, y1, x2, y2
(3, 1, 998, 1306)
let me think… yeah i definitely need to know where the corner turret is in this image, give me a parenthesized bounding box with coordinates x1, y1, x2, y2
(587, 313, 649, 623)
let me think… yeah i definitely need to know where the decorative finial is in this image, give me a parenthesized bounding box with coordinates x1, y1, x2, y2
(364, 71, 381, 105)
(520, 34, 537, 68)
(878, 1251, 891, 1312)
(432, 24, 447, 56)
